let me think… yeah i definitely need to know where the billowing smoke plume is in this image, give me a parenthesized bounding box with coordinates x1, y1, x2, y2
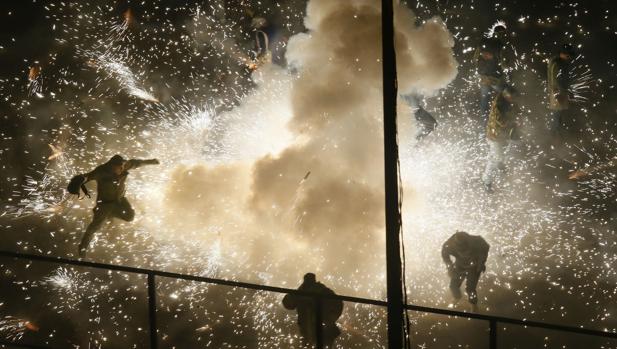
(244, 0, 456, 290)
(286, 0, 457, 132)
(142, 0, 457, 294)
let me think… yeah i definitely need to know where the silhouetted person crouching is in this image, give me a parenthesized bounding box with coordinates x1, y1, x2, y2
(442, 231, 489, 306)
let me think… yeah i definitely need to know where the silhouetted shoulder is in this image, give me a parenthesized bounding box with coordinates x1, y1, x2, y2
(86, 163, 110, 181)
(472, 235, 490, 252)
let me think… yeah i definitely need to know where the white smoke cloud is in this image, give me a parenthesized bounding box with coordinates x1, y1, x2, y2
(143, 0, 457, 295)
(244, 0, 457, 292)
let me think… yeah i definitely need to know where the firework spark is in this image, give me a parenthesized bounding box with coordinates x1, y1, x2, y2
(27, 65, 44, 98)
(568, 56, 595, 104)
(1, 0, 616, 347)
(0, 316, 37, 341)
(87, 49, 159, 103)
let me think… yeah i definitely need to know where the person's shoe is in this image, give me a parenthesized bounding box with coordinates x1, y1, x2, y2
(468, 293, 478, 305)
(78, 244, 88, 258)
(483, 182, 493, 193)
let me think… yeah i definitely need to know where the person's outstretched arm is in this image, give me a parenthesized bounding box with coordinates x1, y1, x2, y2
(125, 158, 160, 170)
(83, 165, 103, 182)
(282, 293, 298, 310)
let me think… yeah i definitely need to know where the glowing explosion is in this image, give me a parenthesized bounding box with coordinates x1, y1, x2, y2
(1, 0, 616, 348)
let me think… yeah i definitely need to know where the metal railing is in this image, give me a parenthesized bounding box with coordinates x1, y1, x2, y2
(0, 250, 616, 349)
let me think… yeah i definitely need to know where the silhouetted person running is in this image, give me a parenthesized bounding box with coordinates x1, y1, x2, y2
(282, 273, 343, 348)
(67, 155, 159, 256)
(442, 231, 489, 306)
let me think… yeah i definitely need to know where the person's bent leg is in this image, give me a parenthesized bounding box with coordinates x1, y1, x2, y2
(465, 270, 482, 305)
(449, 268, 465, 301)
(113, 197, 135, 222)
(79, 204, 109, 256)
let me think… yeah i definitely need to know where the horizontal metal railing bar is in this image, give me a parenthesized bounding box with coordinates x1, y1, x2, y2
(0, 250, 386, 306)
(404, 304, 617, 339)
(1, 250, 616, 341)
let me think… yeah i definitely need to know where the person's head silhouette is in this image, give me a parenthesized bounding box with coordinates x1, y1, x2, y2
(303, 272, 316, 284)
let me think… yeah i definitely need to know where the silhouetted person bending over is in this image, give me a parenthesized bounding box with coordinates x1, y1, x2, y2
(442, 231, 489, 306)
(67, 154, 159, 256)
(282, 273, 343, 348)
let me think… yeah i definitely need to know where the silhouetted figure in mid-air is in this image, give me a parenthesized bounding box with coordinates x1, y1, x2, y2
(442, 231, 489, 307)
(282, 273, 343, 348)
(67, 154, 159, 257)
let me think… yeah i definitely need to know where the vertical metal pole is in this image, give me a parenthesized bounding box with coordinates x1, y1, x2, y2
(381, 0, 404, 348)
(315, 298, 324, 349)
(489, 320, 497, 349)
(147, 273, 158, 349)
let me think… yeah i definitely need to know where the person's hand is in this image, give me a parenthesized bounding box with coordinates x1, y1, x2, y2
(568, 169, 587, 180)
(246, 59, 259, 71)
(446, 263, 455, 276)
